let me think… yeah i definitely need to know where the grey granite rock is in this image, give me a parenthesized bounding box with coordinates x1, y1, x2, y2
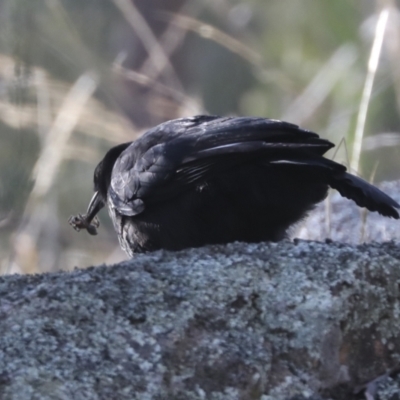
(1, 240, 400, 399)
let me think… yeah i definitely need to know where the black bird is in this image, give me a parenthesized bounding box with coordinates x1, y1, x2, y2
(69, 115, 399, 256)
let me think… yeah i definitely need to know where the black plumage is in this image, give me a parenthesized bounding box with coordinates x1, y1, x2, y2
(69, 115, 399, 256)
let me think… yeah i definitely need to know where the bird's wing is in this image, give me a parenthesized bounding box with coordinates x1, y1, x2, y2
(329, 172, 399, 218)
(110, 116, 334, 216)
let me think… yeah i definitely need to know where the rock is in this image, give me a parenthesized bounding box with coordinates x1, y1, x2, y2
(1, 240, 400, 399)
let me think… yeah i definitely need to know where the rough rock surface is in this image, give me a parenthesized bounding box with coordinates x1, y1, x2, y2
(1, 239, 400, 399)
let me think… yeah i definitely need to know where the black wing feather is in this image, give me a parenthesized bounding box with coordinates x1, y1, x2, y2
(110, 116, 332, 215)
(330, 173, 399, 218)
(109, 115, 399, 219)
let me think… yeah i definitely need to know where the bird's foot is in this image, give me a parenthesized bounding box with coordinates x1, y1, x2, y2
(68, 214, 100, 236)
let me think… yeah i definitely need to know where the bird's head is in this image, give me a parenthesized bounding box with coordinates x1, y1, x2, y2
(69, 142, 131, 235)
(94, 142, 132, 199)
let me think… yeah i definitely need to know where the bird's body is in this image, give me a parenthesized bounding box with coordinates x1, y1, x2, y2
(69, 115, 399, 256)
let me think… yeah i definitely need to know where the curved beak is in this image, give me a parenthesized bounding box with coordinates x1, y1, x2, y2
(86, 191, 105, 223)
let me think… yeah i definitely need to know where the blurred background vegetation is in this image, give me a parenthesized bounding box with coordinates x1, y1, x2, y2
(1, 0, 400, 274)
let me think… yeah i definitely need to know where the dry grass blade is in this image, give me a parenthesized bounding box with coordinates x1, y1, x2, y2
(282, 45, 357, 125)
(36, 70, 52, 138)
(330, 136, 351, 168)
(32, 72, 98, 199)
(139, 2, 203, 80)
(362, 132, 400, 150)
(350, 8, 389, 174)
(359, 161, 380, 243)
(324, 191, 332, 239)
(162, 12, 262, 67)
(113, 63, 198, 112)
(324, 136, 350, 238)
(384, 2, 400, 114)
(6, 72, 98, 275)
(44, 0, 96, 68)
(112, 0, 183, 91)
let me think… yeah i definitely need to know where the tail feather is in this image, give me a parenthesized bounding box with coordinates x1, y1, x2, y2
(330, 172, 400, 219)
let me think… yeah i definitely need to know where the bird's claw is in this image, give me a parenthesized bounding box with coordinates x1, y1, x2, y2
(68, 214, 100, 236)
